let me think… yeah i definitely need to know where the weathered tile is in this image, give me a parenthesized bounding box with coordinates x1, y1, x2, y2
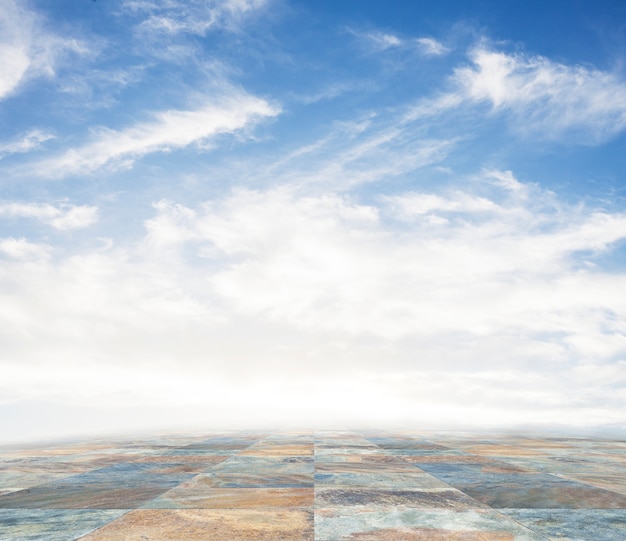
(315, 461, 416, 473)
(0, 509, 127, 541)
(0, 483, 177, 509)
(315, 488, 484, 509)
(240, 445, 314, 456)
(211, 455, 314, 474)
(78, 509, 313, 540)
(132, 454, 229, 463)
(460, 474, 626, 509)
(566, 473, 626, 495)
(314, 454, 410, 465)
(0, 471, 77, 492)
(502, 509, 626, 540)
(131, 454, 230, 470)
(315, 448, 383, 456)
(145, 487, 314, 508)
(2, 429, 626, 539)
(181, 471, 314, 488)
(406, 455, 527, 467)
(315, 472, 450, 489)
(314, 508, 545, 541)
(463, 445, 544, 457)
(416, 464, 626, 508)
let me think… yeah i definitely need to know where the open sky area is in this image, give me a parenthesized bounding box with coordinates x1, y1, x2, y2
(1, 0, 626, 442)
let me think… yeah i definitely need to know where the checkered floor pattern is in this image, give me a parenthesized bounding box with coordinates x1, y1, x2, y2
(1, 431, 625, 539)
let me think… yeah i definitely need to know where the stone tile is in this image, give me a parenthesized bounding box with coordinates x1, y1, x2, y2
(315, 461, 417, 473)
(417, 465, 626, 508)
(239, 445, 314, 456)
(463, 445, 544, 457)
(155, 447, 240, 456)
(0, 471, 77, 492)
(566, 473, 626, 495)
(211, 455, 314, 474)
(131, 454, 230, 469)
(3, 430, 626, 539)
(407, 455, 531, 469)
(459, 474, 626, 509)
(314, 508, 545, 541)
(502, 509, 626, 541)
(0, 509, 127, 541)
(315, 472, 450, 489)
(335, 528, 518, 539)
(315, 488, 484, 509)
(315, 448, 383, 456)
(145, 487, 314, 508)
(181, 471, 314, 488)
(0, 483, 177, 509)
(78, 509, 313, 540)
(314, 454, 411, 466)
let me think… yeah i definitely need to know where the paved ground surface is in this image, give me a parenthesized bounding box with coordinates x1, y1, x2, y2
(0, 430, 625, 540)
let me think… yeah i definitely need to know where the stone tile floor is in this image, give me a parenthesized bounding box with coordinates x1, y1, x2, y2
(0, 430, 625, 540)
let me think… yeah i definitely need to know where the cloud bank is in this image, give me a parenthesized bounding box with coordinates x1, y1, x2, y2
(2, 172, 625, 436)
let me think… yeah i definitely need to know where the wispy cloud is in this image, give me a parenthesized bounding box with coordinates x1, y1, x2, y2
(0, 129, 54, 157)
(0, 0, 90, 100)
(354, 29, 449, 57)
(362, 30, 403, 51)
(402, 43, 626, 144)
(454, 46, 626, 142)
(123, 0, 267, 36)
(0, 201, 98, 230)
(256, 113, 455, 189)
(55, 67, 145, 111)
(294, 82, 358, 105)
(33, 91, 279, 177)
(416, 37, 450, 56)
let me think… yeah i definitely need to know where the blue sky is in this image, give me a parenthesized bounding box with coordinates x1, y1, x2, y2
(2, 0, 626, 441)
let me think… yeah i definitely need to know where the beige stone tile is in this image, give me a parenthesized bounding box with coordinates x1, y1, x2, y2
(78, 509, 313, 540)
(147, 487, 314, 508)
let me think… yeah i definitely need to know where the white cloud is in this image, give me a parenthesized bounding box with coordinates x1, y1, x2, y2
(416, 37, 450, 56)
(258, 111, 455, 189)
(0, 201, 98, 230)
(0, 0, 89, 100)
(141, 176, 626, 345)
(0, 237, 49, 260)
(1, 172, 626, 433)
(34, 91, 279, 177)
(356, 30, 449, 57)
(385, 191, 500, 218)
(453, 46, 626, 142)
(483, 168, 529, 195)
(55, 67, 146, 111)
(402, 44, 626, 143)
(124, 0, 267, 36)
(363, 31, 403, 50)
(295, 82, 357, 105)
(0, 129, 54, 157)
